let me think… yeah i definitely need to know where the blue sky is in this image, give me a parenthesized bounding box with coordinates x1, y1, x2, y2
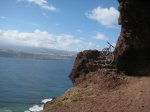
(0, 0, 120, 51)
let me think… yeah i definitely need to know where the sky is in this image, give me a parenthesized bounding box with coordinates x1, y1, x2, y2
(0, 0, 120, 52)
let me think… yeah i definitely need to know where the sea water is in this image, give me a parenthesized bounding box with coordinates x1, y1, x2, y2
(0, 57, 74, 112)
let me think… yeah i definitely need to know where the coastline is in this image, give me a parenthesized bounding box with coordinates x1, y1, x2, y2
(0, 57, 73, 112)
(24, 98, 53, 112)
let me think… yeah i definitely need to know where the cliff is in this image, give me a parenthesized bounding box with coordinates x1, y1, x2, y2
(43, 0, 150, 112)
(69, 50, 123, 87)
(115, 0, 150, 75)
(44, 50, 150, 112)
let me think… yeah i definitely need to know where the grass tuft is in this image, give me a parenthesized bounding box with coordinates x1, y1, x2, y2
(49, 100, 63, 109)
(69, 93, 81, 102)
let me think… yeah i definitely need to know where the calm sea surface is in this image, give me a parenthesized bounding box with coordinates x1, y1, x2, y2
(0, 57, 74, 112)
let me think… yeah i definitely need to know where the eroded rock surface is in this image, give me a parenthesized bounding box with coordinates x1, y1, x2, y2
(69, 50, 118, 85)
(115, 0, 150, 75)
(69, 50, 100, 84)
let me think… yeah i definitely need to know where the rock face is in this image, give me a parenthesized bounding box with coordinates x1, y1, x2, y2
(69, 50, 100, 84)
(115, 0, 150, 75)
(70, 0, 150, 84)
(69, 50, 118, 85)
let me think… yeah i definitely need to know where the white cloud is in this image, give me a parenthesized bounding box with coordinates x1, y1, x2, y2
(112, 43, 116, 47)
(18, 0, 56, 11)
(0, 29, 100, 51)
(86, 6, 119, 27)
(94, 32, 108, 41)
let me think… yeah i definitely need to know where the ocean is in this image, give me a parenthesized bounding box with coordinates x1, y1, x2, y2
(0, 57, 74, 112)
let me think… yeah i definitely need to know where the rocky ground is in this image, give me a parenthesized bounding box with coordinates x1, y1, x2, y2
(44, 74, 150, 112)
(43, 50, 150, 112)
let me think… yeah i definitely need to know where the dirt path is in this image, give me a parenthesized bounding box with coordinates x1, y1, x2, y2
(44, 76, 150, 112)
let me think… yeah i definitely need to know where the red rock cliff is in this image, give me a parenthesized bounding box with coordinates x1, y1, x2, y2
(69, 50, 100, 84)
(115, 0, 150, 75)
(70, 0, 150, 84)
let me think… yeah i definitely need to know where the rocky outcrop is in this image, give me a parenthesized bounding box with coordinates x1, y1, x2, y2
(69, 0, 150, 84)
(69, 50, 119, 85)
(70, 0, 150, 84)
(115, 0, 150, 75)
(69, 50, 100, 84)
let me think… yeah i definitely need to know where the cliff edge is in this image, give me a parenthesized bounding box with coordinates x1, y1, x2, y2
(43, 0, 150, 112)
(44, 50, 150, 112)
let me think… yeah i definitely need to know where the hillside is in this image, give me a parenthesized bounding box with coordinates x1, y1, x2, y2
(43, 50, 150, 112)
(0, 48, 76, 60)
(44, 75, 150, 112)
(43, 0, 150, 112)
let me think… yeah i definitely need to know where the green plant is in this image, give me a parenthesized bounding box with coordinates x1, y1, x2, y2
(83, 84, 96, 96)
(49, 100, 63, 109)
(69, 93, 81, 102)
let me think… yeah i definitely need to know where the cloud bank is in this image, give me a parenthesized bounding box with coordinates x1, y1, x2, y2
(94, 32, 108, 41)
(86, 6, 119, 27)
(18, 0, 56, 11)
(0, 29, 100, 51)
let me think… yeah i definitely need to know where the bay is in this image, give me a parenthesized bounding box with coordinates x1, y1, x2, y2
(0, 57, 74, 112)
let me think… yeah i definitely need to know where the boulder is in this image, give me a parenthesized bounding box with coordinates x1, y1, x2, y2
(69, 50, 100, 84)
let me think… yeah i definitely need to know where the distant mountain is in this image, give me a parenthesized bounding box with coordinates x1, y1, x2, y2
(0, 47, 77, 60)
